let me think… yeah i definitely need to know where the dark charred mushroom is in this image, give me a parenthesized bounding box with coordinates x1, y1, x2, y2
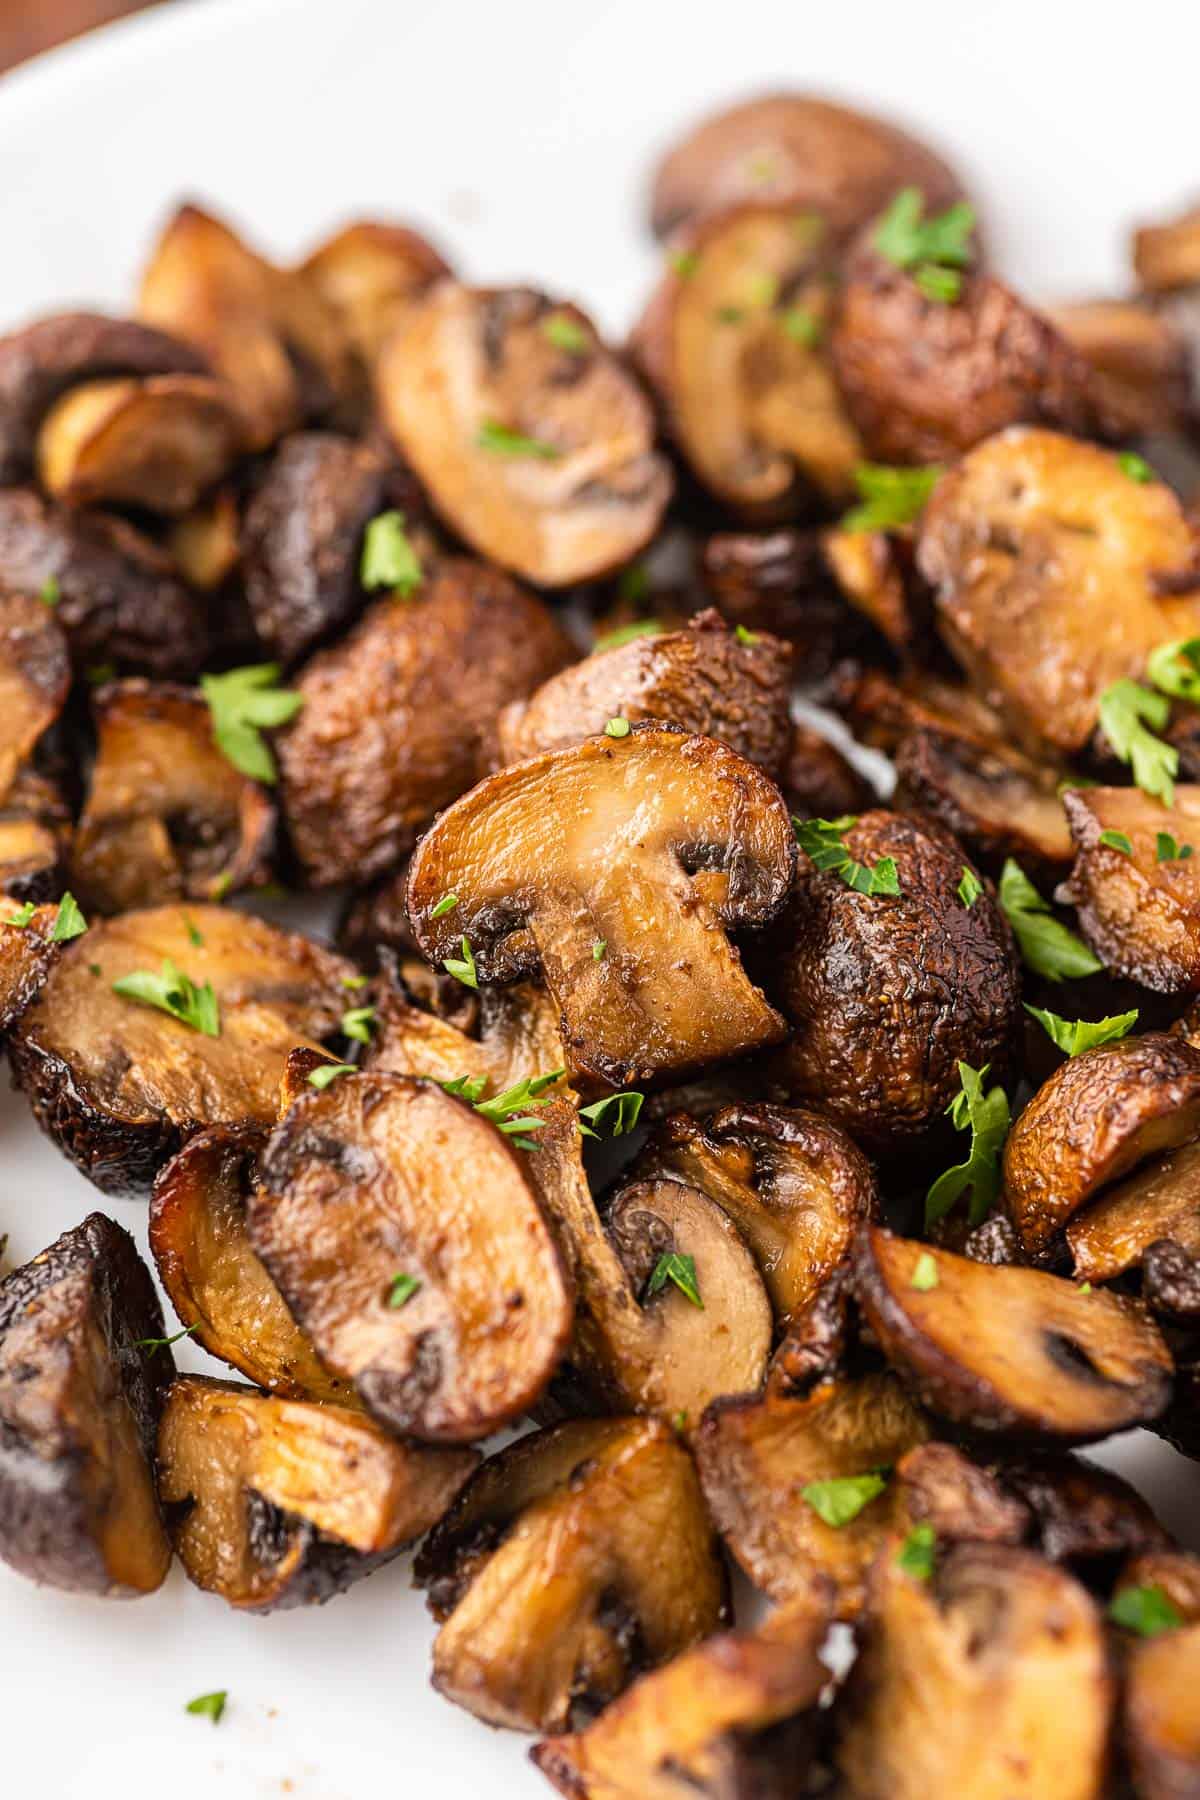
(894, 727, 1073, 875)
(1067, 1139, 1200, 1283)
(300, 220, 452, 369)
(157, 1374, 477, 1612)
(0, 1214, 173, 1595)
(782, 723, 875, 821)
(36, 374, 242, 515)
(406, 725, 794, 1089)
(1060, 786, 1200, 992)
(414, 1416, 728, 1731)
(1046, 298, 1189, 438)
(276, 555, 573, 886)
(853, 1227, 1173, 1441)
(995, 1452, 1169, 1566)
(377, 283, 672, 586)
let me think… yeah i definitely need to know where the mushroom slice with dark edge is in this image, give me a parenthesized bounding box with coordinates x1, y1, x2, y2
(0, 590, 70, 802)
(533, 1595, 833, 1800)
(0, 898, 63, 1032)
(8, 903, 353, 1196)
(71, 681, 274, 913)
(1003, 1034, 1200, 1255)
(890, 1442, 1031, 1548)
(413, 1416, 728, 1731)
(378, 283, 671, 587)
(694, 1371, 930, 1617)
(496, 609, 793, 779)
(277, 555, 573, 886)
(406, 725, 794, 1088)
(994, 1452, 1169, 1567)
(852, 1227, 1173, 1441)
(149, 1124, 351, 1403)
(0, 1214, 173, 1596)
(1067, 1139, 1200, 1284)
(247, 1069, 572, 1442)
(166, 483, 241, 592)
(35, 374, 242, 515)
(1118, 1571, 1200, 1800)
(769, 809, 1020, 1154)
(916, 428, 1200, 758)
(835, 1544, 1112, 1800)
(300, 220, 451, 369)
(893, 727, 1073, 874)
(1046, 298, 1189, 438)
(647, 92, 968, 244)
(157, 1375, 477, 1613)
(630, 203, 862, 513)
(1059, 786, 1200, 992)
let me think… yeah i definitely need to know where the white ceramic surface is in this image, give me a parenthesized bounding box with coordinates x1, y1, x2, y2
(1, 2, 1199, 1793)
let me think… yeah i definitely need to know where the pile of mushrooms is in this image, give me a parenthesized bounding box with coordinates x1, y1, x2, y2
(2, 86, 1200, 1800)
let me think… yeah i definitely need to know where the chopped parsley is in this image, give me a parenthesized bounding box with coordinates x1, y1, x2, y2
(201, 663, 304, 785)
(896, 1523, 936, 1579)
(3, 901, 36, 927)
(668, 249, 700, 279)
(308, 1063, 356, 1090)
(341, 973, 369, 990)
(618, 562, 651, 606)
(802, 1472, 888, 1528)
(386, 1273, 422, 1310)
(440, 1073, 489, 1104)
(542, 313, 589, 355)
(592, 619, 663, 651)
(593, 939, 607, 960)
(360, 510, 422, 598)
(794, 816, 900, 896)
(183, 914, 204, 948)
(781, 305, 822, 346)
(112, 959, 219, 1037)
(185, 1691, 227, 1725)
(1024, 1004, 1139, 1057)
(745, 271, 779, 308)
(476, 419, 561, 460)
(914, 263, 963, 303)
(715, 304, 745, 325)
(646, 1251, 702, 1309)
(39, 576, 60, 608)
(475, 1069, 564, 1150)
(443, 936, 478, 989)
(1098, 679, 1177, 805)
(431, 892, 459, 919)
(604, 716, 632, 738)
(925, 1061, 1010, 1230)
(910, 1252, 939, 1292)
(998, 859, 1103, 981)
(50, 892, 88, 942)
(1157, 832, 1195, 863)
(873, 187, 975, 302)
(1099, 829, 1133, 855)
(135, 1323, 199, 1355)
(957, 867, 982, 909)
(1109, 1585, 1183, 1638)
(578, 1091, 644, 1138)
(734, 625, 759, 645)
(1118, 452, 1155, 484)
(341, 1005, 376, 1044)
(841, 462, 943, 534)
(1148, 636, 1200, 702)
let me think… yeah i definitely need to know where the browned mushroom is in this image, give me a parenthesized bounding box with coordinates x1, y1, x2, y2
(165, 484, 242, 592)
(0, 1214, 173, 1596)
(35, 374, 242, 515)
(891, 1441, 1031, 1548)
(0, 590, 70, 800)
(0, 895, 66, 1030)
(1003, 1034, 1200, 1255)
(853, 1227, 1173, 1440)
(300, 220, 451, 368)
(1059, 786, 1200, 991)
(414, 1416, 728, 1731)
(377, 283, 672, 585)
(1046, 298, 1189, 438)
(406, 725, 794, 1089)
(827, 661, 1012, 758)
(157, 1375, 477, 1612)
(276, 555, 573, 886)
(8, 903, 353, 1195)
(995, 1452, 1169, 1566)
(1133, 201, 1200, 436)
(0, 810, 65, 903)
(894, 727, 1073, 874)
(819, 522, 919, 657)
(782, 722, 875, 822)
(1067, 1140, 1200, 1283)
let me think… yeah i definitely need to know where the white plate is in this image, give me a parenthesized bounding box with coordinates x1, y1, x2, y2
(2, 2, 1200, 1794)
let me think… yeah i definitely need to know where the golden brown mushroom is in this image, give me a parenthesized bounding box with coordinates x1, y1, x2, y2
(35, 374, 242, 515)
(781, 722, 875, 822)
(1046, 298, 1189, 438)
(1059, 786, 1200, 991)
(894, 727, 1073, 874)
(1067, 1139, 1200, 1284)
(0, 589, 71, 900)
(1121, 1594, 1200, 1800)
(300, 219, 451, 369)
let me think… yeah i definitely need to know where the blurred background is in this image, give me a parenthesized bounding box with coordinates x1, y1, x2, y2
(0, 0, 156, 72)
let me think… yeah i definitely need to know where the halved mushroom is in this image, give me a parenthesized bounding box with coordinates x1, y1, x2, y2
(497, 609, 793, 778)
(0, 1213, 173, 1595)
(853, 1227, 1173, 1441)
(300, 220, 451, 368)
(378, 283, 671, 585)
(165, 484, 241, 592)
(1123, 1610, 1200, 1800)
(835, 1544, 1112, 1800)
(413, 1416, 728, 1731)
(0, 590, 70, 801)
(533, 1597, 833, 1800)
(1046, 298, 1188, 438)
(694, 1372, 930, 1616)
(247, 1069, 571, 1442)
(917, 428, 1200, 757)
(769, 809, 1020, 1154)
(277, 555, 573, 885)
(894, 727, 1073, 874)
(406, 725, 794, 1088)
(1067, 1139, 1200, 1284)
(700, 528, 850, 659)
(647, 92, 967, 244)
(71, 681, 274, 912)
(35, 374, 242, 515)
(891, 1441, 1031, 1548)
(1059, 786, 1200, 991)
(782, 723, 875, 822)
(1003, 1034, 1200, 1255)
(157, 1375, 477, 1613)
(0, 486, 208, 677)
(0, 897, 63, 1032)
(0, 812, 65, 903)
(631, 204, 862, 513)
(8, 903, 353, 1195)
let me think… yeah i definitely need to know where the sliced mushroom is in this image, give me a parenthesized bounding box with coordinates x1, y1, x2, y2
(631, 204, 861, 512)
(300, 219, 451, 368)
(853, 1226, 1173, 1440)
(782, 723, 875, 822)
(995, 1452, 1169, 1566)
(277, 555, 573, 886)
(157, 1374, 477, 1612)
(497, 609, 792, 778)
(0, 1214, 173, 1595)
(1059, 786, 1200, 991)
(8, 903, 353, 1195)
(648, 92, 967, 244)
(0, 898, 63, 1032)
(378, 283, 671, 586)
(1003, 1034, 1200, 1255)
(1046, 298, 1189, 438)
(1123, 1612, 1200, 1800)
(892, 1441, 1031, 1547)
(0, 812, 65, 903)
(165, 483, 241, 591)
(694, 1371, 930, 1616)
(1067, 1139, 1200, 1283)
(35, 374, 242, 515)
(894, 727, 1073, 874)
(413, 1416, 728, 1731)
(0, 590, 70, 802)
(406, 725, 794, 1088)
(819, 522, 919, 658)
(71, 681, 274, 912)
(770, 809, 1020, 1154)
(835, 1544, 1113, 1800)
(917, 428, 1200, 757)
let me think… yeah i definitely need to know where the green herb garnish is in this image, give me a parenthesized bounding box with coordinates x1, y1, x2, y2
(578, 1091, 644, 1138)
(183, 914, 203, 948)
(431, 892, 459, 919)
(896, 1523, 936, 1578)
(201, 664, 303, 785)
(341, 973, 369, 990)
(593, 939, 607, 959)
(443, 936, 478, 989)
(50, 892, 88, 942)
(957, 867, 982, 909)
(39, 576, 60, 608)
(910, 1252, 939, 1292)
(1147, 637, 1200, 702)
(1025, 1005, 1139, 1056)
(341, 1006, 375, 1044)
(386, 1273, 422, 1310)
(592, 620, 663, 651)
(3, 901, 36, 927)
(542, 313, 589, 354)
(646, 1251, 702, 1309)
(998, 859, 1103, 981)
(112, 959, 219, 1037)
(873, 187, 975, 302)
(1109, 1585, 1183, 1638)
(475, 1068, 565, 1151)
(308, 1063, 355, 1090)
(794, 816, 900, 896)
(185, 1692, 227, 1725)
(914, 263, 963, 303)
(841, 462, 943, 534)
(135, 1323, 199, 1355)
(476, 419, 560, 460)
(734, 625, 759, 645)
(360, 510, 422, 597)
(1118, 452, 1155, 484)
(1157, 832, 1194, 863)
(925, 1061, 1010, 1229)
(1098, 679, 1177, 805)
(1099, 829, 1133, 855)
(669, 249, 700, 278)
(604, 716, 631, 738)
(802, 1472, 889, 1528)
(781, 306, 822, 346)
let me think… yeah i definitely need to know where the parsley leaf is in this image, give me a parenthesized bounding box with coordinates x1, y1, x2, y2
(998, 859, 1103, 981)
(112, 959, 220, 1037)
(341, 1005, 375, 1044)
(439, 1073, 490, 1104)
(646, 1251, 702, 1308)
(593, 938, 607, 960)
(360, 510, 422, 597)
(39, 576, 60, 608)
(914, 264, 963, 303)
(669, 249, 700, 278)
(795, 816, 901, 896)
(135, 1322, 199, 1355)
(1109, 1585, 1183, 1638)
(476, 419, 560, 460)
(925, 1061, 1010, 1229)
(1157, 831, 1194, 863)
(802, 1472, 889, 1528)
(1118, 452, 1155, 484)
(475, 1069, 564, 1149)
(618, 562, 650, 605)
(873, 188, 975, 302)
(957, 867, 982, 909)
(431, 892, 459, 919)
(578, 1091, 644, 1138)
(183, 914, 204, 947)
(341, 973, 369, 990)
(604, 716, 631, 738)
(734, 625, 759, 645)
(1148, 636, 1200, 702)
(185, 1691, 227, 1725)
(1025, 1004, 1139, 1056)
(201, 664, 303, 785)
(308, 1063, 355, 1090)
(386, 1273, 421, 1309)
(896, 1523, 936, 1578)
(1098, 679, 1177, 805)
(910, 1252, 939, 1292)
(592, 620, 663, 652)
(841, 462, 943, 534)
(542, 313, 589, 354)
(1099, 829, 1133, 854)
(781, 305, 822, 346)
(443, 936, 478, 989)
(3, 901, 36, 928)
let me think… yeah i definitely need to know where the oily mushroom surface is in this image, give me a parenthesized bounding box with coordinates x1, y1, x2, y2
(889, 1441, 1032, 1548)
(414, 1416, 728, 1732)
(277, 555, 572, 886)
(995, 1451, 1170, 1567)
(0, 897, 64, 1032)
(300, 220, 451, 369)
(782, 723, 875, 822)
(1123, 1615, 1200, 1800)
(0, 589, 70, 828)
(852, 1227, 1173, 1441)
(1060, 786, 1200, 992)
(248, 1070, 572, 1443)
(770, 809, 1020, 1154)
(71, 681, 274, 913)
(8, 904, 353, 1196)
(35, 373, 242, 515)
(0, 1214, 173, 1596)
(1003, 1034, 1200, 1255)
(1046, 298, 1189, 438)
(378, 283, 672, 586)
(893, 726, 1073, 875)
(158, 1375, 478, 1613)
(406, 724, 794, 1089)
(1067, 1138, 1200, 1283)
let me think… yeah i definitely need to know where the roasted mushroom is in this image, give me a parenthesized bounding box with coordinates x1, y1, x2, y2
(1120, 1586, 1200, 1800)
(406, 724, 794, 1088)
(8, 904, 353, 1195)
(0, 590, 71, 799)
(0, 897, 65, 1030)
(414, 1416, 728, 1731)
(277, 555, 573, 885)
(377, 283, 672, 586)
(890, 1441, 1032, 1548)
(0, 1214, 173, 1596)
(300, 219, 451, 369)
(1067, 1140, 1200, 1284)
(782, 722, 875, 821)
(1046, 298, 1188, 438)
(893, 727, 1073, 874)
(853, 1227, 1173, 1441)
(36, 374, 242, 515)
(1133, 200, 1200, 434)
(157, 1375, 477, 1612)
(996, 1451, 1169, 1567)
(1059, 786, 1200, 991)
